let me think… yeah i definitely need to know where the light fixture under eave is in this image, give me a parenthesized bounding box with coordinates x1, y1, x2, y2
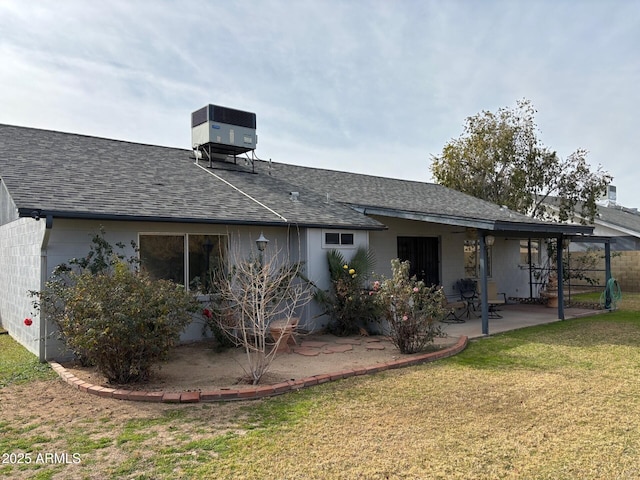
(465, 227, 477, 239)
(256, 232, 269, 252)
(485, 235, 496, 247)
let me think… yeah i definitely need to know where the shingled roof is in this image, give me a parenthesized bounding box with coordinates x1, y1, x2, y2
(0, 124, 380, 229)
(0, 124, 593, 236)
(265, 161, 593, 235)
(594, 203, 640, 236)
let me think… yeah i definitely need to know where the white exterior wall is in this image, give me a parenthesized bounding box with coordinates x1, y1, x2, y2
(368, 216, 533, 300)
(0, 218, 46, 357)
(304, 228, 369, 331)
(2, 213, 537, 359)
(42, 220, 307, 351)
(368, 216, 465, 297)
(1, 217, 332, 358)
(490, 237, 540, 300)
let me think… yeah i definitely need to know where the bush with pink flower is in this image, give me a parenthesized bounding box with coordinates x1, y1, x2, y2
(374, 259, 446, 353)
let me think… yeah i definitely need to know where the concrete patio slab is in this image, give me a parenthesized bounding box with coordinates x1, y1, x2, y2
(438, 303, 606, 339)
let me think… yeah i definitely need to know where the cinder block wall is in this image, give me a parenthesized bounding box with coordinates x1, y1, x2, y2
(612, 251, 640, 292)
(0, 218, 45, 356)
(569, 250, 640, 293)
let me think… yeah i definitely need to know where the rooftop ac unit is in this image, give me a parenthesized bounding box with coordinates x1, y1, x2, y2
(191, 104, 257, 156)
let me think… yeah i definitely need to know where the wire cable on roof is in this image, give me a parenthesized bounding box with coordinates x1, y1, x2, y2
(193, 161, 288, 223)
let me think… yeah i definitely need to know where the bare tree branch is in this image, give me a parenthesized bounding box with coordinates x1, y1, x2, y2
(210, 239, 313, 384)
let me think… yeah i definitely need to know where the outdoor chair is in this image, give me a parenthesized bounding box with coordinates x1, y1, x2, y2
(441, 295, 467, 324)
(454, 278, 480, 318)
(477, 280, 507, 318)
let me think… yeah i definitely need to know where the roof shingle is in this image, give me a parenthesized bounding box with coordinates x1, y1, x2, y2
(0, 124, 593, 236)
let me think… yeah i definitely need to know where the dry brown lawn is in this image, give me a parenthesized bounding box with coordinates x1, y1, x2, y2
(2, 304, 640, 479)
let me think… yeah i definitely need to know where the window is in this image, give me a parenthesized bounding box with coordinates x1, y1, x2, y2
(520, 239, 540, 265)
(139, 234, 226, 292)
(464, 239, 492, 278)
(325, 232, 340, 245)
(188, 235, 226, 292)
(140, 235, 185, 284)
(323, 231, 355, 247)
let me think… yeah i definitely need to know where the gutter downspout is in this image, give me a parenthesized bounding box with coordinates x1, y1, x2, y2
(38, 215, 53, 362)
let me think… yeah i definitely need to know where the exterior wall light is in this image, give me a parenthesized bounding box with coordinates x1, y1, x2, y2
(485, 235, 496, 247)
(256, 232, 269, 252)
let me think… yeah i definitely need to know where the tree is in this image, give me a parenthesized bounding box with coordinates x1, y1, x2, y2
(207, 240, 313, 385)
(430, 99, 612, 223)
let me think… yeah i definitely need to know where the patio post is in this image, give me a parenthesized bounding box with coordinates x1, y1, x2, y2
(557, 235, 565, 320)
(479, 233, 490, 335)
(605, 241, 612, 284)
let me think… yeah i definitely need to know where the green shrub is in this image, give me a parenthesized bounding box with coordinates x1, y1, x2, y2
(315, 248, 379, 336)
(33, 230, 199, 384)
(374, 259, 446, 353)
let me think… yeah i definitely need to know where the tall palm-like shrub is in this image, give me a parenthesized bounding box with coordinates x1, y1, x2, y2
(315, 247, 379, 335)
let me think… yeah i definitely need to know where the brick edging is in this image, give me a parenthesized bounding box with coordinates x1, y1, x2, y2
(48, 336, 468, 403)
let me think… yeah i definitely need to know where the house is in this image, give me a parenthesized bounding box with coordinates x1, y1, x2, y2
(0, 118, 594, 361)
(543, 189, 640, 292)
(580, 190, 640, 292)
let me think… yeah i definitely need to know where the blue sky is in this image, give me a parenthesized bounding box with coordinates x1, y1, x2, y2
(1, 1, 638, 207)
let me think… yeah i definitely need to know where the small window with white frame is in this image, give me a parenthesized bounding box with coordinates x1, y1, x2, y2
(323, 230, 355, 248)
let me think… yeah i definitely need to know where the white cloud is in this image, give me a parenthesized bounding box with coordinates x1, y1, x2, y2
(1, 0, 638, 206)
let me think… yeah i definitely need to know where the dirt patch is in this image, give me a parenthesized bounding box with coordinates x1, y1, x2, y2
(60, 334, 458, 392)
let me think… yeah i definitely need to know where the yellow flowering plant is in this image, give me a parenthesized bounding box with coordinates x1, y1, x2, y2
(314, 248, 379, 336)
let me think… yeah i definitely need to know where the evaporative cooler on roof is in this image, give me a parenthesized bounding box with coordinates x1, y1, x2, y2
(191, 104, 257, 157)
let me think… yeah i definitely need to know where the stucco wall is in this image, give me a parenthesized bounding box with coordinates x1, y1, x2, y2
(1, 218, 316, 360)
(369, 217, 537, 300)
(44, 220, 308, 350)
(491, 237, 545, 300)
(0, 217, 45, 357)
(368, 216, 465, 296)
(304, 228, 369, 331)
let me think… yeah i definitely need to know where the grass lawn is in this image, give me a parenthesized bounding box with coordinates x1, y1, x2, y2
(0, 335, 56, 388)
(2, 295, 640, 479)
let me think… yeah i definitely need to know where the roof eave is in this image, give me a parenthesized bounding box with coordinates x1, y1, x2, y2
(595, 219, 640, 238)
(352, 205, 594, 236)
(352, 206, 496, 229)
(492, 221, 594, 236)
(17, 208, 386, 230)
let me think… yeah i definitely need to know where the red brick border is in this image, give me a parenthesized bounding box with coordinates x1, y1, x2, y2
(48, 336, 468, 404)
